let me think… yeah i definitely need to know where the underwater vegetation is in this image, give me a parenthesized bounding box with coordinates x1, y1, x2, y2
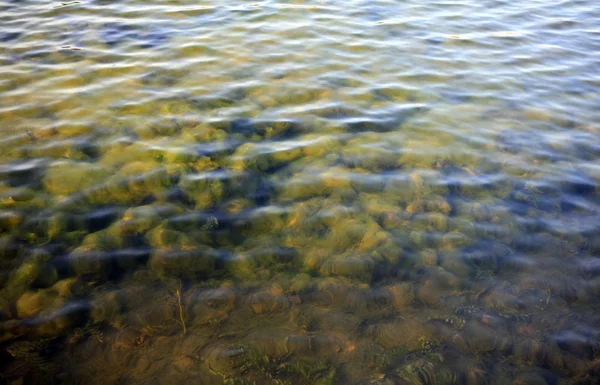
(1, 0, 600, 384)
(1, 95, 599, 384)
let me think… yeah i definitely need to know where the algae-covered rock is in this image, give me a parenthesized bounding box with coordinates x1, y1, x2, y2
(246, 285, 295, 315)
(452, 320, 513, 354)
(0, 210, 23, 233)
(368, 318, 431, 351)
(164, 212, 220, 233)
(221, 198, 254, 214)
(226, 252, 257, 280)
(86, 161, 176, 205)
(2, 250, 57, 300)
(27, 138, 99, 161)
(380, 210, 411, 231)
(16, 288, 63, 319)
(412, 212, 448, 232)
(372, 238, 404, 265)
(119, 203, 183, 236)
(192, 155, 219, 172)
(97, 141, 159, 167)
(0, 186, 46, 211)
(355, 225, 392, 253)
(416, 267, 462, 307)
(81, 227, 124, 251)
(398, 136, 454, 169)
(301, 134, 341, 159)
(52, 278, 82, 298)
(90, 290, 122, 324)
(203, 344, 244, 375)
(325, 218, 369, 253)
(384, 170, 449, 205)
(112, 328, 146, 349)
(279, 173, 329, 201)
(288, 273, 313, 294)
(448, 217, 476, 239)
(310, 333, 346, 357)
(239, 206, 288, 237)
(229, 140, 305, 173)
(359, 195, 400, 219)
(408, 230, 439, 250)
(18, 213, 74, 245)
(43, 212, 77, 241)
(251, 118, 304, 139)
(226, 247, 296, 280)
(416, 267, 460, 307)
(3, 260, 43, 300)
(310, 277, 353, 307)
(512, 370, 551, 385)
(126, 302, 175, 331)
(69, 244, 111, 277)
(179, 170, 250, 210)
(284, 198, 330, 234)
(145, 225, 193, 249)
(319, 252, 375, 281)
(316, 205, 356, 229)
(279, 166, 356, 202)
(397, 359, 456, 385)
(43, 161, 110, 196)
(228, 143, 272, 173)
(417, 248, 439, 266)
(441, 231, 470, 252)
(406, 196, 452, 214)
(148, 248, 216, 279)
(454, 200, 497, 222)
(440, 253, 472, 278)
(350, 170, 387, 193)
(159, 145, 199, 166)
(189, 286, 236, 324)
(385, 282, 415, 310)
(476, 284, 524, 312)
(341, 134, 400, 172)
(181, 123, 228, 143)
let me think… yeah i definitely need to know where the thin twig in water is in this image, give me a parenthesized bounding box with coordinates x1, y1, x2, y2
(176, 289, 187, 335)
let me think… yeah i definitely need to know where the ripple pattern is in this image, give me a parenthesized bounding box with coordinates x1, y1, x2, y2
(1, 0, 600, 384)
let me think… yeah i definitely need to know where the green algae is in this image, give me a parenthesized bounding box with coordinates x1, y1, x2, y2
(0, 5, 598, 385)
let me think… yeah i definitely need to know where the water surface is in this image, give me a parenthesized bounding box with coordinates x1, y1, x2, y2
(1, 0, 600, 384)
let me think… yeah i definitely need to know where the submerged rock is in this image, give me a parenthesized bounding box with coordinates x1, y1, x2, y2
(68, 245, 111, 277)
(43, 161, 110, 197)
(86, 161, 176, 205)
(319, 252, 376, 281)
(89, 290, 122, 324)
(0, 210, 23, 233)
(384, 170, 449, 205)
(368, 318, 431, 352)
(2, 250, 57, 301)
(245, 285, 296, 315)
(396, 359, 456, 385)
(16, 289, 62, 319)
(148, 247, 216, 279)
(203, 344, 244, 375)
(118, 203, 182, 236)
(179, 170, 253, 210)
(189, 286, 236, 324)
(512, 370, 551, 385)
(452, 320, 513, 354)
(384, 282, 415, 310)
(310, 278, 353, 307)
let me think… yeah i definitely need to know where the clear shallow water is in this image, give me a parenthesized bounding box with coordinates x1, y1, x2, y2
(1, 0, 600, 384)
